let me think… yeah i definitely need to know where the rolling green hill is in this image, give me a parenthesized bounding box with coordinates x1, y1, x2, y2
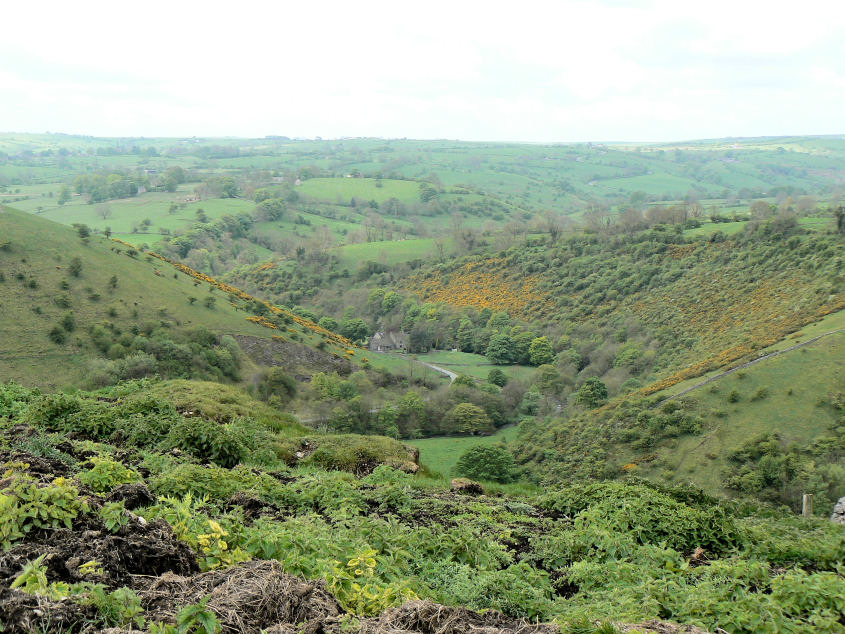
(0, 207, 362, 389)
(5, 133, 845, 231)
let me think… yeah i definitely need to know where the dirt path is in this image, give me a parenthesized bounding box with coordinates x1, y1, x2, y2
(414, 360, 458, 383)
(657, 327, 845, 405)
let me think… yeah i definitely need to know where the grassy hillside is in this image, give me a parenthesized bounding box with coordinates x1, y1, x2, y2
(297, 177, 422, 204)
(0, 207, 370, 389)
(0, 207, 264, 387)
(664, 331, 845, 494)
(511, 320, 845, 511)
(6, 133, 845, 238)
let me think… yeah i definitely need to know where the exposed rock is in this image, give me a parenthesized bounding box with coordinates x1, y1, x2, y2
(234, 334, 352, 377)
(395, 461, 420, 474)
(404, 444, 420, 464)
(451, 478, 483, 496)
(831, 496, 845, 525)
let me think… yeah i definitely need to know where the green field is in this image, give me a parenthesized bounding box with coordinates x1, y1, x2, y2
(7, 133, 845, 222)
(409, 350, 535, 382)
(334, 238, 438, 268)
(297, 177, 422, 204)
(685, 216, 834, 238)
(409, 424, 521, 478)
(7, 184, 254, 247)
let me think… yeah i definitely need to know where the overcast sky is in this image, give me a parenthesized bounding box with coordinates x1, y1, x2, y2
(3, 1, 845, 143)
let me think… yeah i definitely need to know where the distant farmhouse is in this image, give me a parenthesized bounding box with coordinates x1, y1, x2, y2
(369, 331, 408, 352)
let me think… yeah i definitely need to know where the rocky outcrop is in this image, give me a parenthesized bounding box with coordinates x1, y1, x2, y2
(450, 478, 484, 496)
(831, 497, 845, 525)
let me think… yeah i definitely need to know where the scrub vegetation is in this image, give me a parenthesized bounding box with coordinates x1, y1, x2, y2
(2, 133, 845, 633)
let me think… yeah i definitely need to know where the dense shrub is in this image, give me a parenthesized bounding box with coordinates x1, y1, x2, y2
(164, 417, 246, 467)
(536, 481, 744, 555)
(454, 445, 518, 483)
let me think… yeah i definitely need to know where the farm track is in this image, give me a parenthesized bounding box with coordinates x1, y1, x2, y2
(414, 360, 458, 383)
(657, 327, 845, 405)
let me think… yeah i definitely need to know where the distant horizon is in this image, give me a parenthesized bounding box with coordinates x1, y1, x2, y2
(3, 130, 845, 147)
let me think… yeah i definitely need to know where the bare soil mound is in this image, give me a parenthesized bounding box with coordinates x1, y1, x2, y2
(0, 518, 198, 589)
(0, 587, 98, 634)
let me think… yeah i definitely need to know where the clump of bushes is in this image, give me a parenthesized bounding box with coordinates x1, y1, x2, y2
(454, 445, 517, 483)
(86, 326, 241, 387)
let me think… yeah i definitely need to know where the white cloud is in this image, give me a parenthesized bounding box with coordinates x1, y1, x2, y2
(2, 0, 844, 140)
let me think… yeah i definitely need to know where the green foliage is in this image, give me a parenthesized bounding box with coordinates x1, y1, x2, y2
(73, 223, 91, 238)
(528, 336, 554, 366)
(487, 368, 508, 387)
(99, 500, 131, 532)
(575, 377, 608, 408)
(0, 469, 88, 548)
(486, 333, 515, 365)
(87, 585, 145, 629)
(175, 596, 221, 633)
(444, 402, 492, 435)
(454, 445, 517, 483)
(77, 455, 141, 492)
(2, 383, 845, 632)
(48, 325, 68, 344)
(10, 554, 68, 599)
(68, 255, 83, 277)
(535, 481, 743, 555)
(165, 417, 246, 467)
(60, 311, 76, 332)
(142, 493, 251, 571)
(452, 374, 475, 388)
(326, 550, 418, 615)
(724, 432, 845, 507)
(340, 317, 370, 343)
(255, 366, 297, 404)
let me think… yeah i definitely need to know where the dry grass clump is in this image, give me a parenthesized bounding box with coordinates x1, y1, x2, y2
(138, 561, 561, 634)
(139, 560, 340, 633)
(356, 600, 560, 634)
